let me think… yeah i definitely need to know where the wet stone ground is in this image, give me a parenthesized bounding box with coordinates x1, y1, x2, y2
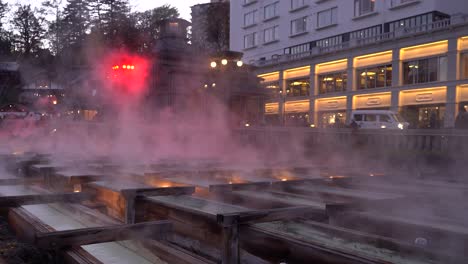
(0, 216, 55, 264)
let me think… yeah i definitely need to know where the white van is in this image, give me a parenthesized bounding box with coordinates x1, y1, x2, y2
(349, 110, 409, 130)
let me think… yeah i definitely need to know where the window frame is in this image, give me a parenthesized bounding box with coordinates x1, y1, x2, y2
(403, 55, 447, 85)
(243, 32, 258, 49)
(318, 71, 348, 94)
(317, 7, 338, 29)
(264, 2, 279, 20)
(290, 16, 308, 36)
(285, 78, 311, 97)
(243, 10, 258, 27)
(264, 25, 279, 44)
(356, 64, 392, 90)
(354, 0, 376, 17)
(291, 0, 307, 11)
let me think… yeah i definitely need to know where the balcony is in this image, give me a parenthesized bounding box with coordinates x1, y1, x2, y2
(253, 18, 462, 67)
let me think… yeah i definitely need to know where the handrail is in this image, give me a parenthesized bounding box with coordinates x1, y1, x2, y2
(253, 18, 456, 67)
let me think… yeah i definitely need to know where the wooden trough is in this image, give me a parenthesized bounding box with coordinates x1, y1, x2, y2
(0, 154, 466, 264)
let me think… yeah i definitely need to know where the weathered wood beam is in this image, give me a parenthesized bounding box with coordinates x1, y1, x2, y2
(218, 206, 327, 225)
(0, 191, 93, 207)
(221, 224, 239, 264)
(123, 186, 195, 224)
(143, 240, 215, 264)
(35, 220, 172, 250)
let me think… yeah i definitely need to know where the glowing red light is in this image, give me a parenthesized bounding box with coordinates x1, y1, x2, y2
(131, 65, 135, 70)
(123, 65, 127, 69)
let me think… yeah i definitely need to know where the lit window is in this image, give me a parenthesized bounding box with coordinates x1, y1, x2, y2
(357, 65, 392, 89)
(286, 78, 310, 97)
(403, 56, 447, 85)
(461, 53, 468, 79)
(291, 16, 307, 35)
(317, 7, 337, 28)
(318, 72, 347, 94)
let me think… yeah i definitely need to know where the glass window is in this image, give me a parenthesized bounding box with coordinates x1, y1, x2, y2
(318, 72, 347, 94)
(365, 114, 376, 121)
(244, 10, 258, 26)
(262, 81, 280, 98)
(461, 53, 468, 79)
(320, 111, 346, 128)
(286, 78, 310, 97)
(291, 0, 306, 10)
(244, 0, 257, 5)
(354, 114, 363, 121)
(357, 64, 392, 89)
(354, 0, 375, 17)
(264, 26, 279, 43)
(403, 56, 447, 85)
(391, 0, 416, 7)
(379, 115, 390, 122)
(264, 2, 278, 20)
(317, 7, 337, 28)
(291, 17, 307, 35)
(244, 32, 258, 49)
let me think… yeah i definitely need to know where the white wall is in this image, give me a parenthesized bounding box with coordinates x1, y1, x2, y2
(230, 0, 468, 62)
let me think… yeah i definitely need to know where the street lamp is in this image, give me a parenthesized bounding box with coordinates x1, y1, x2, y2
(210, 61, 217, 68)
(221, 59, 228, 65)
(236, 60, 243, 67)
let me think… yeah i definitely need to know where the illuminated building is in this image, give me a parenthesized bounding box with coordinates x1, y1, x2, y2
(230, 0, 468, 128)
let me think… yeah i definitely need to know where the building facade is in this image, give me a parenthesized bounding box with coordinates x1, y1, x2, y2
(191, 0, 230, 53)
(230, 0, 468, 128)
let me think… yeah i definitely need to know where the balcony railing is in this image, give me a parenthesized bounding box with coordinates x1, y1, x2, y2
(253, 18, 458, 67)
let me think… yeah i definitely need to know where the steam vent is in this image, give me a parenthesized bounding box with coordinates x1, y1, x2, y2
(1, 1, 468, 264)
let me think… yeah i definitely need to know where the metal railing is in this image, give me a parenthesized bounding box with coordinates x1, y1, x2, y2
(235, 127, 468, 154)
(403, 19, 451, 34)
(253, 17, 456, 67)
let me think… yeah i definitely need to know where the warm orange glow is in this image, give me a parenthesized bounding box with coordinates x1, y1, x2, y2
(329, 175, 346, 179)
(123, 65, 127, 69)
(400, 40, 448, 61)
(265, 103, 279, 115)
(354, 50, 392, 68)
(258, 72, 280, 83)
(284, 100, 310, 113)
(73, 184, 82, 193)
(316, 59, 347, 74)
(284, 66, 310, 79)
(457, 85, 468, 102)
(52, 100, 58, 105)
(315, 96, 347, 111)
(353, 92, 392, 109)
(281, 178, 287, 182)
(399, 87, 447, 106)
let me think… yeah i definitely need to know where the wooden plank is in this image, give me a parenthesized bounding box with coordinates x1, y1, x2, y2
(0, 191, 93, 207)
(35, 220, 172, 250)
(218, 205, 327, 225)
(240, 225, 379, 264)
(143, 240, 215, 264)
(221, 224, 239, 264)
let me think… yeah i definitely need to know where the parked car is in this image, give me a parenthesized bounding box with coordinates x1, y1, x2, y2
(348, 110, 409, 130)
